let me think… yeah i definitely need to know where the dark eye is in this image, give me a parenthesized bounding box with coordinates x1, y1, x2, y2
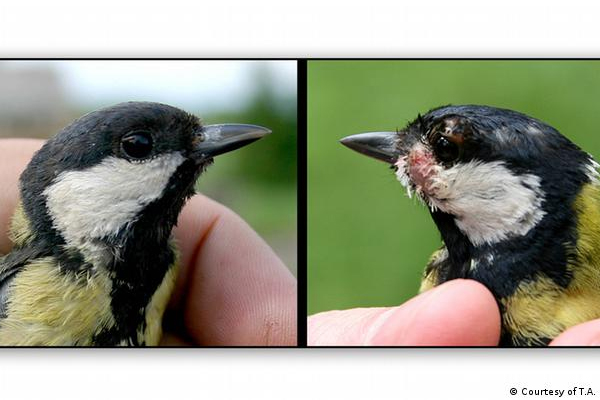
(434, 136, 460, 162)
(121, 131, 153, 159)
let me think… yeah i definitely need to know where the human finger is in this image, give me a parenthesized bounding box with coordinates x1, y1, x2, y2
(308, 279, 500, 346)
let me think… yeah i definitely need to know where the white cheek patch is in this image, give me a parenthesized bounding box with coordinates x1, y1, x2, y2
(396, 158, 546, 246)
(431, 161, 545, 246)
(44, 153, 186, 252)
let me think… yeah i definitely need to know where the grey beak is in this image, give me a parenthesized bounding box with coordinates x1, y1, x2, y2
(340, 131, 400, 164)
(194, 124, 271, 159)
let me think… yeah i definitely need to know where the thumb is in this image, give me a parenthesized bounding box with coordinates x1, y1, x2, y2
(550, 319, 600, 346)
(308, 279, 500, 346)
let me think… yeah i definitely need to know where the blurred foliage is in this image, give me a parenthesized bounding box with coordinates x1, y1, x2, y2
(308, 60, 600, 314)
(203, 67, 297, 187)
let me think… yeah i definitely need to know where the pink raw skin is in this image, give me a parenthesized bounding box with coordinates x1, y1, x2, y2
(406, 146, 438, 194)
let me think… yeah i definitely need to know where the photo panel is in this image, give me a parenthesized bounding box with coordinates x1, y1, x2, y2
(307, 60, 600, 347)
(0, 59, 298, 347)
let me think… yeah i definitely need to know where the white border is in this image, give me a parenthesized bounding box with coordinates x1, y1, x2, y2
(0, 349, 598, 400)
(1, 1, 600, 56)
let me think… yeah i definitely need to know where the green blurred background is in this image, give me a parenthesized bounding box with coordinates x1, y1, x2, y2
(0, 61, 297, 274)
(308, 60, 600, 314)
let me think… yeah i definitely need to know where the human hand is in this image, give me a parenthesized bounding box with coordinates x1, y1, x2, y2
(550, 320, 600, 346)
(0, 139, 297, 346)
(308, 279, 500, 346)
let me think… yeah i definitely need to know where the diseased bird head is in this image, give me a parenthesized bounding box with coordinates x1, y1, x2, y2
(19, 101, 270, 261)
(341, 104, 597, 247)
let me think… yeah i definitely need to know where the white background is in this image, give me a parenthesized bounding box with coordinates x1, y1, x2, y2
(2, 1, 600, 399)
(0, 350, 598, 399)
(0, 0, 598, 56)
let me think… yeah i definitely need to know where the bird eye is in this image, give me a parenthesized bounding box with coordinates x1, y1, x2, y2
(121, 131, 153, 159)
(434, 136, 460, 163)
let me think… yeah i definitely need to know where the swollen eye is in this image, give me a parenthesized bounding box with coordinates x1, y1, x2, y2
(121, 132, 153, 159)
(434, 136, 459, 162)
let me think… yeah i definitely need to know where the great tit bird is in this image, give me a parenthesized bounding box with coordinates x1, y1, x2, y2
(0, 101, 270, 346)
(341, 104, 600, 346)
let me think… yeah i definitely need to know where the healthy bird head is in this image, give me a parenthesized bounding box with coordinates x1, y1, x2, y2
(341, 105, 597, 247)
(19, 101, 270, 261)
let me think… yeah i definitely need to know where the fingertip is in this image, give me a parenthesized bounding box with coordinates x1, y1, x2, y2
(308, 280, 500, 346)
(0, 139, 44, 254)
(173, 193, 296, 346)
(308, 308, 389, 345)
(368, 279, 500, 346)
(441, 279, 502, 339)
(550, 319, 600, 346)
(173, 194, 225, 270)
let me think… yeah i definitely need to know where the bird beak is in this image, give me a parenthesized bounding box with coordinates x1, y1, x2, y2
(193, 124, 271, 160)
(340, 131, 400, 164)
